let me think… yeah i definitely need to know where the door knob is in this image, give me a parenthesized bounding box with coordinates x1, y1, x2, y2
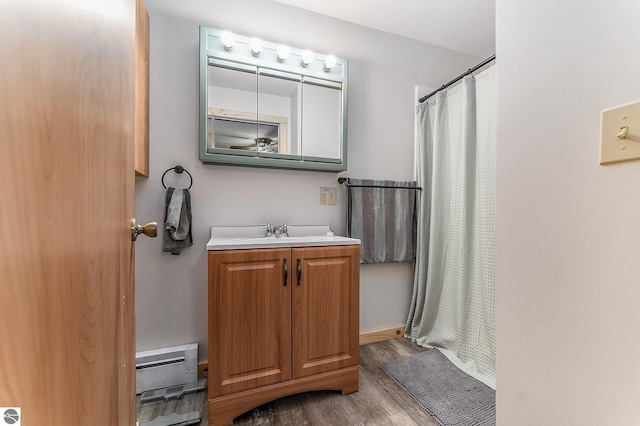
(131, 218, 158, 241)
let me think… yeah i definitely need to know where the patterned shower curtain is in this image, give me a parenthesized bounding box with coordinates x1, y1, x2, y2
(406, 66, 496, 389)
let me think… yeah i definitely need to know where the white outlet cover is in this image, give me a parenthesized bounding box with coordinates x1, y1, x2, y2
(600, 101, 640, 165)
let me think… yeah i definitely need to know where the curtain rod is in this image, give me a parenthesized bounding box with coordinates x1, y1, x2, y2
(418, 54, 496, 103)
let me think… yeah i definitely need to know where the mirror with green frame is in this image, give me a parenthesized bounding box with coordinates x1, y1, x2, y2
(200, 26, 348, 172)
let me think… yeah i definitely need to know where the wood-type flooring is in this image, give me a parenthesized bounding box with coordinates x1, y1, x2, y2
(137, 338, 437, 426)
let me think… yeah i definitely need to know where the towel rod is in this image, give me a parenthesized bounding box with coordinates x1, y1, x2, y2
(338, 177, 421, 190)
(162, 165, 193, 189)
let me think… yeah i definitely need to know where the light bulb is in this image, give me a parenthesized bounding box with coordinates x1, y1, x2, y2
(301, 50, 314, 67)
(250, 38, 263, 56)
(221, 32, 235, 51)
(277, 45, 289, 62)
(324, 55, 337, 71)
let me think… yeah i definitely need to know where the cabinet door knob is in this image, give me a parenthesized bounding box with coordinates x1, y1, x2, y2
(297, 258, 301, 286)
(283, 258, 288, 286)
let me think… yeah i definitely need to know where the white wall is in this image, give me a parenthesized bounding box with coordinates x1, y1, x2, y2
(497, 0, 640, 423)
(135, 0, 480, 361)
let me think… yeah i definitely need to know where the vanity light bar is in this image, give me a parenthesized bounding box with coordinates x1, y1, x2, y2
(205, 28, 344, 78)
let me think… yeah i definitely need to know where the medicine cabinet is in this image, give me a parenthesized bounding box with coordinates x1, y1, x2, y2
(199, 26, 348, 172)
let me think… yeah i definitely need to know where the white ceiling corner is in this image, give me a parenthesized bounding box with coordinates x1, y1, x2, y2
(272, 0, 495, 58)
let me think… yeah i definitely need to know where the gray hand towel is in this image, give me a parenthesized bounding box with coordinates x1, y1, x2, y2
(346, 178, 417, 264)
(165, 189, 183, 236)
(163, 187, 193, 255)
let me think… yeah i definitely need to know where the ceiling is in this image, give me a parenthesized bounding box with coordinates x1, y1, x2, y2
(272, 0, 495, 59)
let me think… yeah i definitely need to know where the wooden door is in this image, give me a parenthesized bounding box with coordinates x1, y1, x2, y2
(292, 245, 360, 378)
(208, 249, 292, 397)
(0, 1, 137, 425)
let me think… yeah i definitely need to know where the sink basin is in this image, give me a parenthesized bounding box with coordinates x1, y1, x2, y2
(206, 225, 360, 250)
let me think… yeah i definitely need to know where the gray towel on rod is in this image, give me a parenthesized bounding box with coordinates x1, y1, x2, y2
(163, 187, 193, 255)
(346, 178, 417, 264)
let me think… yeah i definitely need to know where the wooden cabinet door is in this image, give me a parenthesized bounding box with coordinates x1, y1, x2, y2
(292, 245, 360, 378)
(208, 249, 292, 396)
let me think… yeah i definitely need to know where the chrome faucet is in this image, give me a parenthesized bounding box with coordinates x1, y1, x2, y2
(273, 223, 288, 238)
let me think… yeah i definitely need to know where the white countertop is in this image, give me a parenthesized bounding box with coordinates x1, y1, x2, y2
(206, 225, 361, 251)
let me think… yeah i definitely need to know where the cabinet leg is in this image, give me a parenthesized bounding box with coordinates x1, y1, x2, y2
(341, 380, 359, 395)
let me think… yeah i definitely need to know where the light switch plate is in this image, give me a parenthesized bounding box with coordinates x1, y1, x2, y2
(600, 101, 640, 165)
(319, 187, 337, 206)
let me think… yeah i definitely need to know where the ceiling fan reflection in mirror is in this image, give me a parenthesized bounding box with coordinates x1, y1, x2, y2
(230, 137, 279, 152)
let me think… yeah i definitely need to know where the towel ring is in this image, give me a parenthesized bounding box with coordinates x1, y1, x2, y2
(161, 165, 193, 189)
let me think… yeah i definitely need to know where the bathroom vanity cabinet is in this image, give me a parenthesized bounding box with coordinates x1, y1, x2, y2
(207, 244, 360, 425)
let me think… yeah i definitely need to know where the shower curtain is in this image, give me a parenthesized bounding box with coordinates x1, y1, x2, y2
(406, 66, 496, 389)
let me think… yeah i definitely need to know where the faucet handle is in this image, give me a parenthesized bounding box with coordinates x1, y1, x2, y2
(259, 223, 273, 236)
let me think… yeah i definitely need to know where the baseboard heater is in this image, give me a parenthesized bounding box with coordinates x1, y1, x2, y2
(135, 343, 198, 394)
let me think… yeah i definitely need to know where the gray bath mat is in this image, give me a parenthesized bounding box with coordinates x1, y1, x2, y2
(380, 348, 495, 426)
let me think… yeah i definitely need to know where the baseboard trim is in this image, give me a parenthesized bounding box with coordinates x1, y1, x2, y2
(197, 326, 406, 379)
(198, 361, 208, 379)
(359, 326, 405, 346)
